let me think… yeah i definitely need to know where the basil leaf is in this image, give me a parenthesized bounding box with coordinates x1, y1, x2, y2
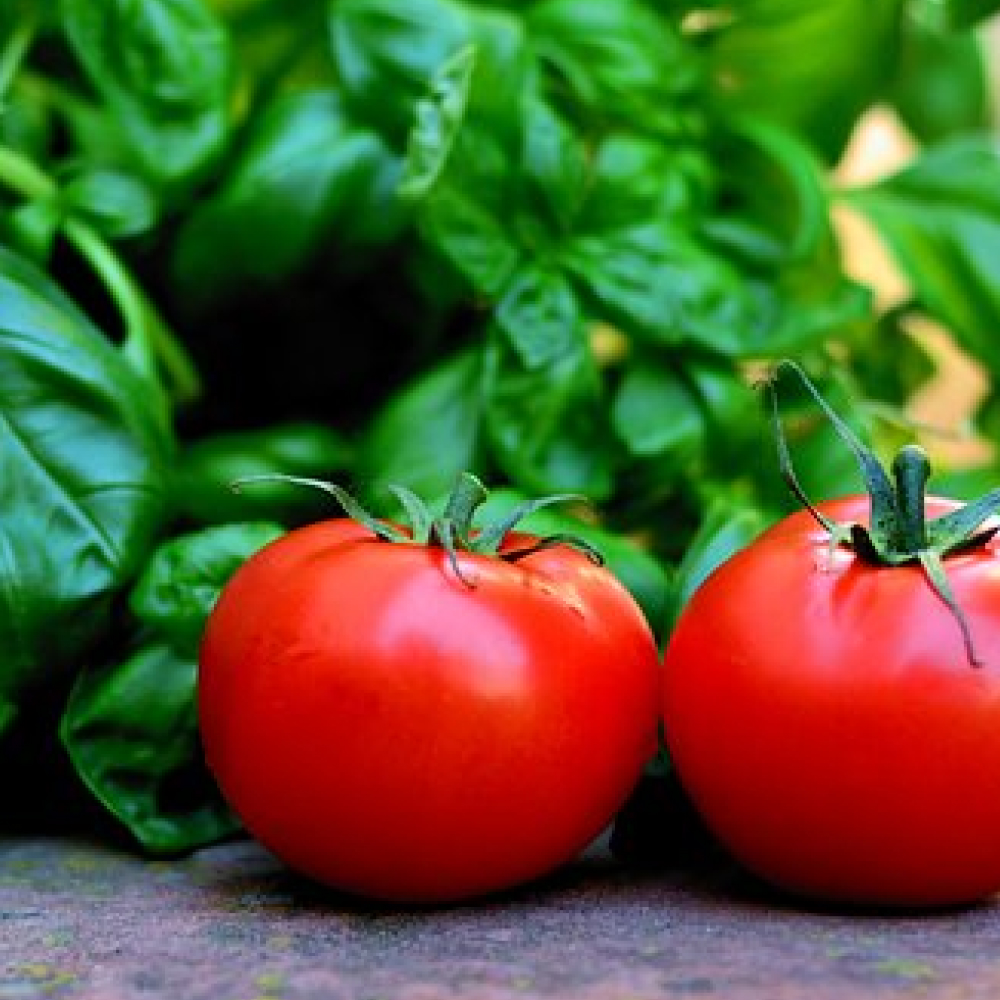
(0, 246, 171, 732)
(496, 264, 579, 369)
(331, 0, 473, 142)
(703, 117, 874, 355)
(0, 85, 52, 162)
(527, 0, 702, 135)
(60, 640, 237, 854)
(61, 168, 159, 239)
(59, 519, 284, 852)
(611, 360, 706, 463)
(704, 0, 903, 161)
(170, 91, 391, 305)
(58, 0, 232, 193)
(665, 492, 773, 631)
(332, 0, 528, 140)
(484, 330, 615, 499)
(359, 349, 486, 503)
(130, 522, 285, 656)
(709, 117, 830, 266)
(412, 93, 586, 296)
(173, 423, 353, 526)
(578, 133, 712, 233)
(912, 0, 1000, 29)
(400, 44, 476, 200)
(4, 198, 61, 263)
(889, 13, 989, 143)
(518, 96, 587, 233)
(684, 358, 759, 441)
(564, 222, 751, 355)
(753, 278, 873, 357)
(843, 137, 1000, 374)
(419, 185, 521, 297)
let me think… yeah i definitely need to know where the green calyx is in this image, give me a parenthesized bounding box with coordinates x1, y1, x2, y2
(766, 360, 1000, 667)
(232, 471, 603, 585)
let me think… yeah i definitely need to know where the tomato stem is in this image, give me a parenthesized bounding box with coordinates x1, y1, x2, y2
(231, 471, 603, 580)
(231, 475, 409, 543)
(765, 360, 1000, 668)
(892, 444, 930, 552)
(437, 473, 489, 552)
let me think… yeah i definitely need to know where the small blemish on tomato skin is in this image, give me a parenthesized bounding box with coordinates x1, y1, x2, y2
(514, 570, 589, 620)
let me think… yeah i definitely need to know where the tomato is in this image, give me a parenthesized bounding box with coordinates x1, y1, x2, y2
(662, 493, 1000, 906)
(199, 511, 659, 903)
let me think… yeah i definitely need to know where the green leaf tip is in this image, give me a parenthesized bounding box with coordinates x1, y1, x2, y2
(765, 359, 1000, 667)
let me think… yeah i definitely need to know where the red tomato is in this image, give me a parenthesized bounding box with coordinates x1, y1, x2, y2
(662, 494, 1000, 906)
(199, 519, 659, 903)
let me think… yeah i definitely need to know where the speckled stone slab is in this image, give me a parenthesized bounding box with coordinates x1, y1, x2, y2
(2, 835, 1000, 999)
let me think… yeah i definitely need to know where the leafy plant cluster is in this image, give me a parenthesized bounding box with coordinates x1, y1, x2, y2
(2, 0, 1000, 854)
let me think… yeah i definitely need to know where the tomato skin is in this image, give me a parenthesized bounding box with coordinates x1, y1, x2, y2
(199, 519, 659, 903)
(662, 494, 1000, 906)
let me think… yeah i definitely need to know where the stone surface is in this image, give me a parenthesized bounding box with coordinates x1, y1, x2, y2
(2, 835, 1000, 999)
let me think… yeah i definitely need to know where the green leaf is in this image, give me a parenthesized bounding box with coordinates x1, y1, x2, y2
(496, 264, 580, 369)
(60, 640, 237, 854)
(703, 0, 903, 161)
(683, 357, 758, 441)
(58, 0, 232, 193)
(578, 133, 712, 234)
(666, 491, 773, 631)
(0, 84, 52, 162)
(359, 349, 486, 505)
(611, 360, 706, 462)
(0, 245, 171, 729)
(400, 44, 476, 199)
(848, 306, 936, 408)
(170, 91, 392, 305)
(702, 117, 874, 356)
(331, 0, 527, 144)
(419, 185, 521, 297)
(4, 198, 61, 263)
(889, 13, 989, 143)
(527, 0, 702, 135)
(745, 275, 874, 358)
(518, 96, 587, 233)
(564, 221, 751, 355)
(129, 521, 284, 656)
(843, 137, 1000, 374)
(59, 517, 283, 851)
(172, 422, 353, 526)
(411, 93, 589, 297)
(61, 167, 159, 239)
(484, 330, 615, 499)
(913, 0, 1000, 29)
(331, 0, 473, 141)
(709, 116, 830, 266)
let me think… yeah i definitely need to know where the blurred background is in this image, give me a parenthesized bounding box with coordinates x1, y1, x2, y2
(2, 0, 1000, 852)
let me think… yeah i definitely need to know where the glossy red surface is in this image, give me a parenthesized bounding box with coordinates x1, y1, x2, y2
(199, 520, 659, 903)
(663, 495, 1000, 905)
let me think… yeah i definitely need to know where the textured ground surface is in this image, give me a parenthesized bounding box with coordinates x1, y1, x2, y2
(3, 834, 1000, 999)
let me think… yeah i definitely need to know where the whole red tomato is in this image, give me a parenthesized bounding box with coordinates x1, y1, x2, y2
(199, 480, 659, 903)
(663, 490, 1000, 906)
